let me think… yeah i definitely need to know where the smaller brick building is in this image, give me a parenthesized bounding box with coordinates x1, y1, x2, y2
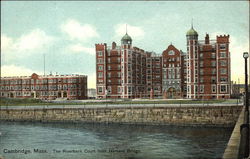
(0, 73, 88, 100)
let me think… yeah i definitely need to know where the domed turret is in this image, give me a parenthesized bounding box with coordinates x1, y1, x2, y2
(186, 27, 198, 36)
(121, 33, 132, 45)
(186, 22, 198, 41)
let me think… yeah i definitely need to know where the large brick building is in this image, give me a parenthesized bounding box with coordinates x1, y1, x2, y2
(96, 26, 230, 99)
(0, 73, 88, 100)
(185, 25, 230, 99)
(96, 32, 182, 99)
(96, 33, 148, 99)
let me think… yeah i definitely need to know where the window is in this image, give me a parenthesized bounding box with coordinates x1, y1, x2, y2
(212, 85, 216, 93)
(168, 50, 175, 55)
(98, 51, 103, 56)
(220, 68, 227, 74)
(211, 61, 216, 67)
(200, 69, 204, 75)
(200, 61, 204, 67)
(200, 85, 204, 93)
(220, 85, 227, 93)
(200, 78, 204, 83)
(200, 53, 203, 58)
(108, 58, 111, 63)
(177, 70, 180, 78)
(220, 77, 227, 82)
(220, 60, 227, 66)
(108, 65, 111, 70)
(211, 77, 216, 83)
(98, 72, 103, 78)
(98, 65, 103, 70)
(220, 44, 226, 50)
(107, 86, 112, 93)
(98, 87, 103, 93)
(195, 78, 198, 83)
(97, 58, 103, 64)
(128, 87, 132, 93)
(118, 87, 122, 93)
(212, 69, 216, 75)
(108, 73, 111, 78)
(211, 53, 216, 59)
(220, 52, 226, 58)
(195, 85, 198, 92)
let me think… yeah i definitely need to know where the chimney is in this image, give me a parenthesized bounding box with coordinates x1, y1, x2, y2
(205, 33, 209, 44)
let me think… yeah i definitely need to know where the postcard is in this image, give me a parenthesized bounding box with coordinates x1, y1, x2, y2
(0, 1, 249, 159)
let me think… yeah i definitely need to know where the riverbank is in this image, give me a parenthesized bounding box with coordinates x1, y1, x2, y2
(0, 105, 242, 127)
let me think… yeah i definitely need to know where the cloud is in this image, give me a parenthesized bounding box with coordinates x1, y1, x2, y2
(1, 29, 54, 54)
(1, 34, 14, 52)
(61, 19, 99, 41)
(67, 43, 95, 55)
(1, 65, 42, 77)
(114, 23, 144, 39)
(14, 29, 54, 51)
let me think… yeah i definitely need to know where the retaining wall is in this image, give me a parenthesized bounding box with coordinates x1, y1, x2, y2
(0, 105, 242, 126)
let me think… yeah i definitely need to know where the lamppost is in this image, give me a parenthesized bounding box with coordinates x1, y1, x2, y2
(240, 52, 249, 158)
(244, 52, 249, 119)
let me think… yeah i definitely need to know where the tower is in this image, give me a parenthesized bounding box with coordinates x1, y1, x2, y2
(186, 22, 199, 99)
(120, 27, 133, 98)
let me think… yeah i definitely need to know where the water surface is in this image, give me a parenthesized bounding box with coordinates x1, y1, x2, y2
(0, 121, 232, 159)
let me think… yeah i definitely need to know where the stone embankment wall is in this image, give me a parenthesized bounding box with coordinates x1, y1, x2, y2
(0, 105, 242, 126)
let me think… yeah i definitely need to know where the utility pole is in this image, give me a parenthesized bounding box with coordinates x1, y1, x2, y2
(44, 54, 45, 76)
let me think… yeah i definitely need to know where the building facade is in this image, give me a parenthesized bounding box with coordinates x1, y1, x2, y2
(162, 44, 185, 99)
(96, 33, 148, 99)
(146, 52, 162, 98)
(96, 33, 181, 99)
(96, 26, 230, 99)
(185, 25, 230, 99)
(0, 73, 88, 100)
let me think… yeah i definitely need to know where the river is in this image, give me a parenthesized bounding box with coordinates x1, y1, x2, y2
(0, 121, 232, 159)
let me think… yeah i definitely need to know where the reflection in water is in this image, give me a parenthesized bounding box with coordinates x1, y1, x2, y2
(0, 121, 232, 159)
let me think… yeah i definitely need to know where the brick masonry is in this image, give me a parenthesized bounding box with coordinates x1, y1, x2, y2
(0, 105, 242, 126)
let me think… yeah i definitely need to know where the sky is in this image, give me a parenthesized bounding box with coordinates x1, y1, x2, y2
(1, 1, 249, 88)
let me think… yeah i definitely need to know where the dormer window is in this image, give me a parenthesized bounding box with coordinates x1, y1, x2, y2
(168, 50, 175, 55)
